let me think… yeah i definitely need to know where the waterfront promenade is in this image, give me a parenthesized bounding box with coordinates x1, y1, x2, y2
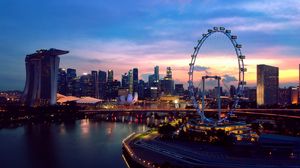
(123, 131, 300, 168)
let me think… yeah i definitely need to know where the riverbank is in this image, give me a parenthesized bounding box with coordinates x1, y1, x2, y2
(123, 131, 300, 168)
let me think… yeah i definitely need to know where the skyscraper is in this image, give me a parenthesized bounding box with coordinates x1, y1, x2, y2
(291, 87, 298, 105)
(128, 70, 133, 94)
(148, 74, 155, 87)
(98, 70, 107, 99)
(108, 70, 114, 82)
(91, 71, 99, 98)
(229, 85, 236, 98)
(21, 48, 69, 106)
(72, 77, 81, 97)
(257, 64, 279, 106)
(166, 67, 172, 79)
(133, 68, 139, 94)
(138, 80, 145, 99)
(160, 67, 174, 95)
(154, 66, 159, 82)
(244, 87, 256, 103)
(66, 68, 77, 96)
(106, 80, 121, 100)
(57, 68, 67, 95)
(80, 73, 93, 97)
(175, 84, 184, 96)
(121, 73, 129, 88)
(278, 87, 292, 105)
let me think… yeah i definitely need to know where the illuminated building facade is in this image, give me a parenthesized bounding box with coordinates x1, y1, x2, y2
(106, 80, 121, 100)
(160, 67, 174, 95)
(166, 67, 172, 79)
(278, 87, 291, 105)
(80, 73, 93, 97)
(291, 87, 298, 105)
(257, 64, 279, 106)
(66, 68, 77, 96)
(57, 68, 67, 95)
(108, 70, 114, 82)
(21, 48, 69, 106)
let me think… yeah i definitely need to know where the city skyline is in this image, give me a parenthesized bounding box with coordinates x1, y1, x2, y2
(1, 1, 300, 168)
(1, 0, 300, 90)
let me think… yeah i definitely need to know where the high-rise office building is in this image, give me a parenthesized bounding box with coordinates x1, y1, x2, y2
(175, 84, 184, 96)
(148, 66, 160, 88)
(91, 71, 99, 98)
(80, 73, 94, 97)
(148, 74, 156, 87)
(166, 67, 172, 79)
(72, 77, 81, 97)
(98, 70, 107, 99)
(229, 85, 236, 98)
(108, 70, 114, 82)
(160, 67, 174, 95)
(291, 87, 298, 105)
(278, 87, 292, 105)
(244, 87, 256, 102)
(257, 64, 279, 106)
(121, 73, 129, 88)
(138, 80, 145, 99)
(133, 68, 139, 94)
(57, 68, 67, 95)
(154, 66, 159, 82)
(106, 80, 121, 100)
(21, 48, 69, 106)
(128, 70, 133, 94)
(66, 68, 77, 96)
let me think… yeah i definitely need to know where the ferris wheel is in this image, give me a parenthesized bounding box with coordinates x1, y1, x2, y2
(188, 27, 246, 124)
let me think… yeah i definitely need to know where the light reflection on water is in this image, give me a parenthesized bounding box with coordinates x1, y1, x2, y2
(0, 120, 145, 168)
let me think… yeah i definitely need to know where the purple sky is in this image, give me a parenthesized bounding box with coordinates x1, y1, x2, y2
(0, 0, 300, 90)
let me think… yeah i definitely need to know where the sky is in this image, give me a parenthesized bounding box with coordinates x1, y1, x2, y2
(0, 0, 300, 90)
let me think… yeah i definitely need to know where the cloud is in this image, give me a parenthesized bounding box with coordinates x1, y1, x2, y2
(238, 0, 300, 18)
(64, 56, 104, 64)
(222, 74, 238, 83)
(193, 65, 210, 72)
(206, 17, 253, 25)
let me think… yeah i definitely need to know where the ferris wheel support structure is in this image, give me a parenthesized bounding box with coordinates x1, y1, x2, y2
(188, 27, 246, 124)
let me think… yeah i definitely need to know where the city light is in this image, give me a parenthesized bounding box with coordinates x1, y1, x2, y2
(1, 1, 300, 168)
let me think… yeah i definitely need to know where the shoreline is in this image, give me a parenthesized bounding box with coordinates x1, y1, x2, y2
(122, 131, 300, 168)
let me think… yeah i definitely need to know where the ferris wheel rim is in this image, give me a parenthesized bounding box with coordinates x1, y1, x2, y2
(188, 27, 246, 124)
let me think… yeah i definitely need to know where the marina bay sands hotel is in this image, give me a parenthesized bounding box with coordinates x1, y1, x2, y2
(21, 48, 69, 106)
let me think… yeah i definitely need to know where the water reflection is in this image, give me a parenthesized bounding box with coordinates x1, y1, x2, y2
(59, 123, 66, 135)
(24, 124, 60, 168)
(0, 120, 145, 168)
(80, 119, 90, 137)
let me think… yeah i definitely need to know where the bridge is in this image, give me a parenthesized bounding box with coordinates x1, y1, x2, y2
(80, 108, 300, 119)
